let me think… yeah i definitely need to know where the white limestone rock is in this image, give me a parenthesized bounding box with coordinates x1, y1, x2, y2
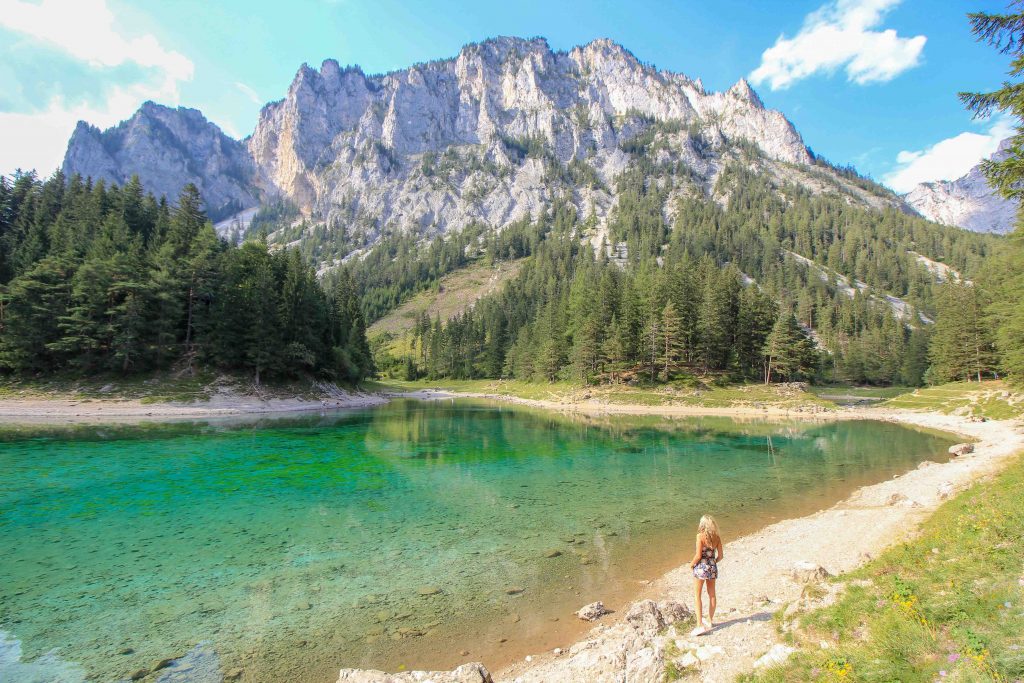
(337, 662, 492, 683)
(791, 561, 832, 584)
(904, 138, 1019, 234)
(63, 36, 909, 273)
(753, 644, 796, 669)
(948, 443, 975, 457)
(576, 601, 610, 622)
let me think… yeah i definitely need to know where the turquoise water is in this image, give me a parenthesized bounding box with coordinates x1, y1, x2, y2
(0, 401, 953, 682)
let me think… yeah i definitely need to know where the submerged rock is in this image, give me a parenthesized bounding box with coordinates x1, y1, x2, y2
(575, 601, 610, 621)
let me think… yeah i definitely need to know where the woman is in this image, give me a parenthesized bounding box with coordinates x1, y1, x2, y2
(689, 515, 723, 636)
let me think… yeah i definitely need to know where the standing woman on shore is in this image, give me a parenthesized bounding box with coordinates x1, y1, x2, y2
(690, 515, 723, 635)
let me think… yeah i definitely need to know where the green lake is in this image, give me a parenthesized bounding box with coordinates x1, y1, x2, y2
(0, 400, 954, 682)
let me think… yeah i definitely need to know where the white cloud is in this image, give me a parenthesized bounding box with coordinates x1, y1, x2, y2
(750, 0, 926, 90)
(883, 117, 1015, 193)
(234, 82, 262, 104)
(0, 0, 194, 174)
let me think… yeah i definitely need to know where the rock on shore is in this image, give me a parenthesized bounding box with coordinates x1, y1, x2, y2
(337, 662, 493, 683)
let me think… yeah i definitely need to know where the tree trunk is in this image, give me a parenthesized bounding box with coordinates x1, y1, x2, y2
(185, 281, 194, 349)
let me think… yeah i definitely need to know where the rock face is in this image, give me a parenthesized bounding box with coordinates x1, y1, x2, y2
(244, 38, 811, 236)
(60, 36, 852, 253)
(904, 138, 1019, 234)
(62, 102, 257, 222)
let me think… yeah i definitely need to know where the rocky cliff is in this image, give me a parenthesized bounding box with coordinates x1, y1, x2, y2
(903, 138, 1019, 234)
(63, 37, 901, 251)
(63, 102, 258, 222)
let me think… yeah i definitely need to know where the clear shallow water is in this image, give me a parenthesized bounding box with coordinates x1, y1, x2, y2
(0, 401, 954, 682)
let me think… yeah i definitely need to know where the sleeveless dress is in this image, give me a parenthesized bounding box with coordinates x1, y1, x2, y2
(693, 543, 718, 580)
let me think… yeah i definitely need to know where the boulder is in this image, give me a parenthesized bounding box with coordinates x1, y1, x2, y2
(337, 663, 492, 683)
(791, 561, 831, 584)
(657, 600, 692, 625)
(576, 601, 610, 621)
(624, 600, 663, 632)
(886, 492, 908, 506)
(694, 645, 724, 662)
(674, 652, 699, 668)
(753, 644, 796, 668)
(938, 482, 956, 500)
(948, 443, 975, 457)
(886, 492, 921, 508)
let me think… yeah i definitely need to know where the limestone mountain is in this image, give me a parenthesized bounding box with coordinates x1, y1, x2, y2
(63, 102, 257, 222)
(62, 37, 906, 255)
(903, 138, 1019, 234)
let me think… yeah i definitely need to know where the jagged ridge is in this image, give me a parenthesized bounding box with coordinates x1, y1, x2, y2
(63, 36, 906, 250)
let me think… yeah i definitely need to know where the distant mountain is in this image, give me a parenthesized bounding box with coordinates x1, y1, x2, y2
(63, 102, 258, 222)
(62, 36, 908, 253)
(904, 138, 1019, 234)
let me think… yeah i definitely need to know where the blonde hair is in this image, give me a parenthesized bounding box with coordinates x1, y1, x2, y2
(697, 515, 720, 547)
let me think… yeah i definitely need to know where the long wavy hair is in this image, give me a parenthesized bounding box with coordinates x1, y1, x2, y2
(697, 515, 721, 548)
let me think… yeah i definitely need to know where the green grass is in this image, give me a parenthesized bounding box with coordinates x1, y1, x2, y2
(742, 452, 1024, 683)
(808, 386, 910, 399)
(368, 258, 525, 341)
(884, 381, 1024, 420)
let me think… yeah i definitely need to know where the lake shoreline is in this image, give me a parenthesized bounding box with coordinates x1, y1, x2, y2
(0, 388, 387, 423)
(486, 408, 1023, 683)
(2, 388, 1018, 682)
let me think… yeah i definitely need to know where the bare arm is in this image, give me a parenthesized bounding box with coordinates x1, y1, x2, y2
(690, 535, 702, 568)
(716, 539, 724, 562)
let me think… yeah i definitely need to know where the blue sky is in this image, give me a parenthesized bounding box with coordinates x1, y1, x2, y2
(0, 0, 1014, 192)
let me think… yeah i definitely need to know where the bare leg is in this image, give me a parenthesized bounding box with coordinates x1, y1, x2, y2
(693, 578, 704, 627)
(707, 579, 717, 626)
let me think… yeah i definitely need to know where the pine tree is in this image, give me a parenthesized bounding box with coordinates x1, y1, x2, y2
(762, 310, 815, 383)
(960, 5, 1024, 384)
(659, 300, 684, 380)
(928, 283, 997, 383)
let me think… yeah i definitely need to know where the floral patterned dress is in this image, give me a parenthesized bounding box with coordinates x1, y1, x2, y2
(693, 543, 718, 580)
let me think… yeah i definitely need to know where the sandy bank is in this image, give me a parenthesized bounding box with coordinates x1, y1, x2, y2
(392, 388, 833, 420)
(0, 389, 387, 424)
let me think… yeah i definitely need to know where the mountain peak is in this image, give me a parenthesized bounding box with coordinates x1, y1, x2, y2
(65, 35, 827, 242)
(904, 136, 1018, 233)
(728, 78, 763, 108)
